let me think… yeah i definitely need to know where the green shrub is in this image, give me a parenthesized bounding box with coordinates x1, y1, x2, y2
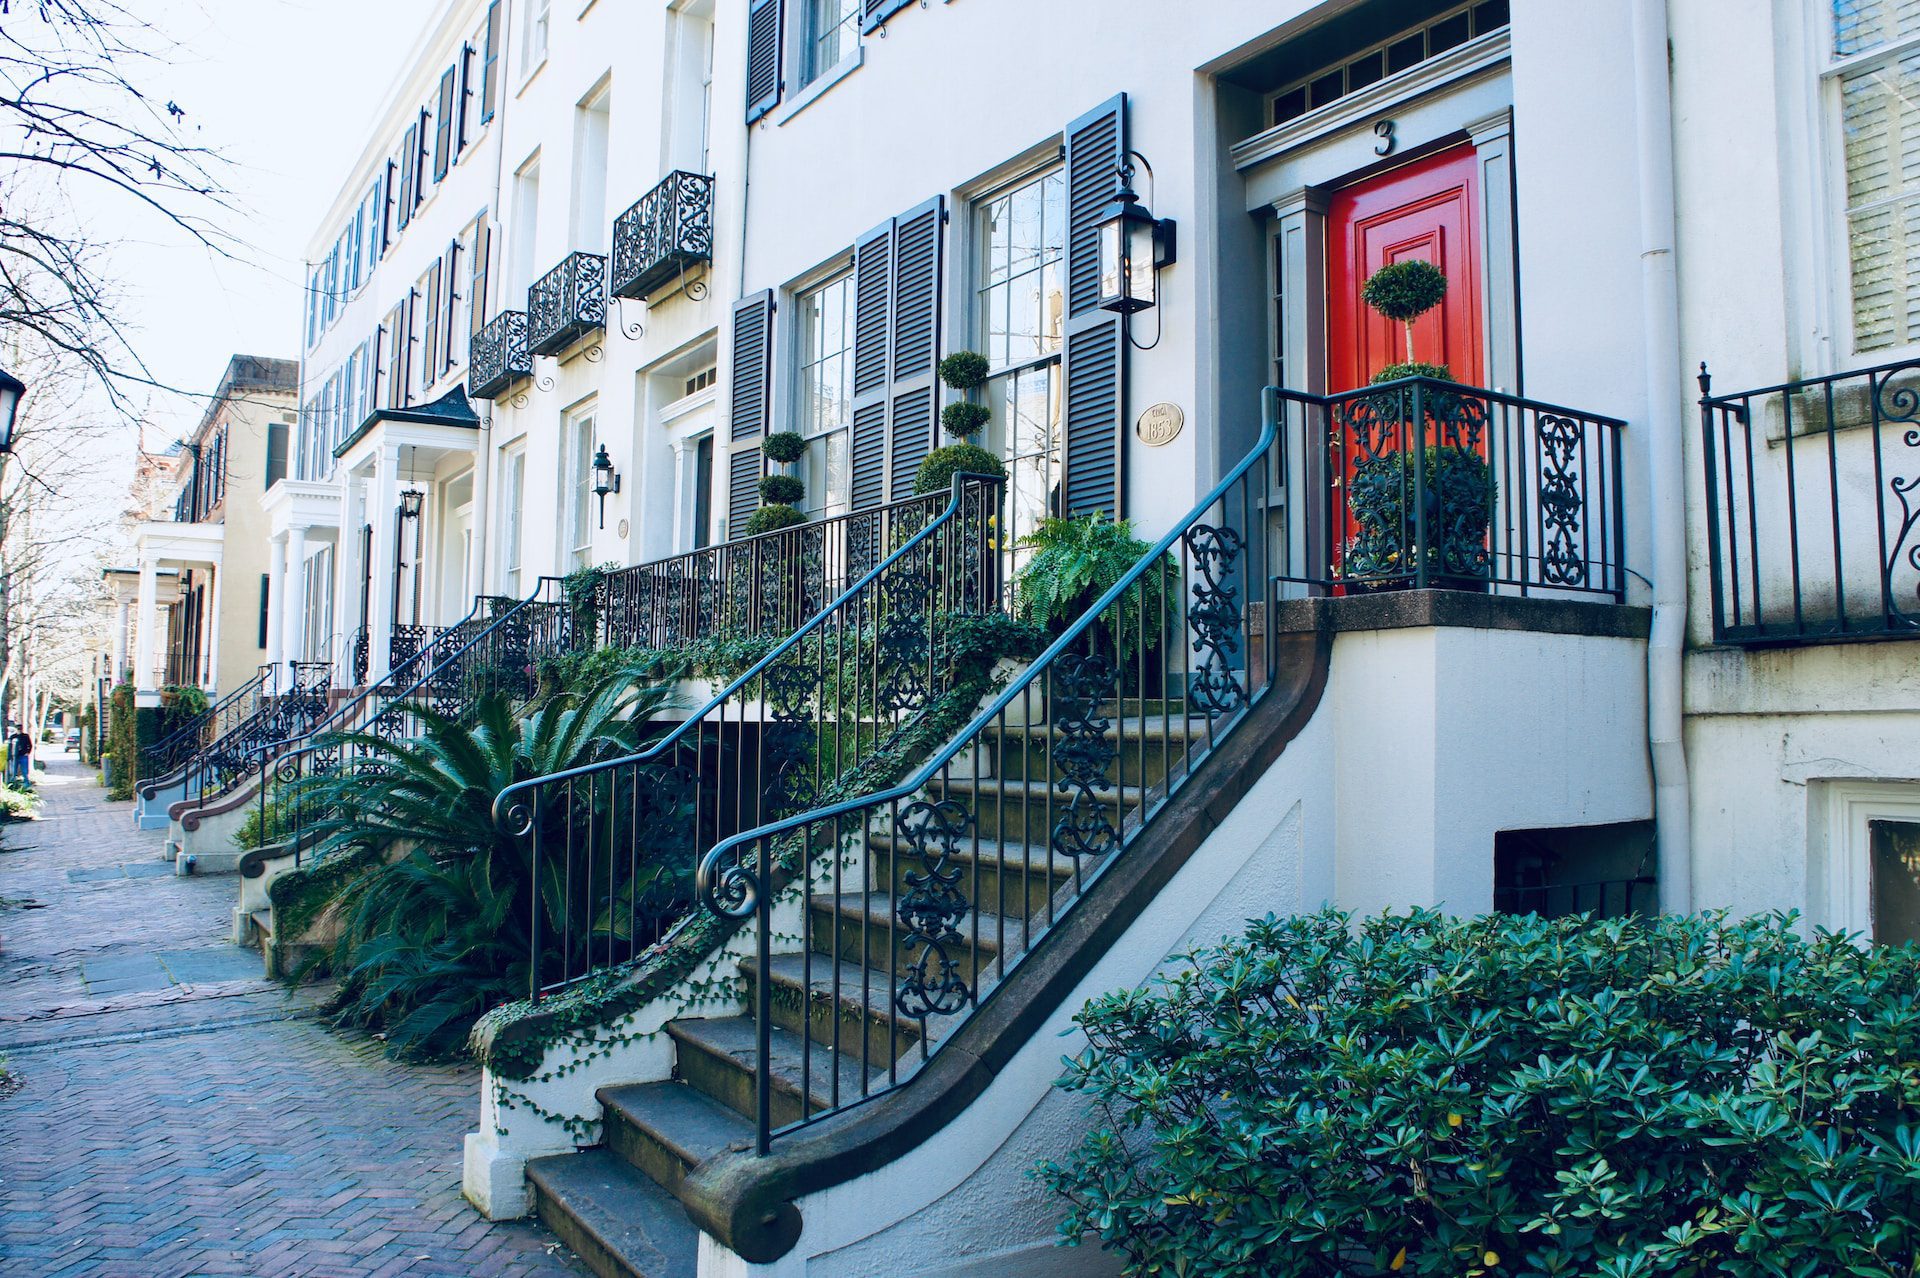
(1040, 908, 1920, 1278)
(941, 400, 992, 438)
(1370, 360, 1455, 386)
(742, 503, 807, 536)
(0, 784, 40, 821)
(1361, 259, 1448, 324)
(913, 442, 1006, 496)
(938, 350, 990, 390)
(1344, 444, 1494, 582)
(758, 473, 805, 506)
(1014, 512, 1174, 657)
(761, 430, 807, 464)
(107, 683, 135, 799)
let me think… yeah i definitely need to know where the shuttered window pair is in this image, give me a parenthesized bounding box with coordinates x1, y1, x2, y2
(746, 0, 915, 122)
(1835, 5, 1920, 352)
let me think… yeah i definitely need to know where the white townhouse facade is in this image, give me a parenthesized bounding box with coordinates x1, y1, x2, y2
(268, 1, 1920, 1271)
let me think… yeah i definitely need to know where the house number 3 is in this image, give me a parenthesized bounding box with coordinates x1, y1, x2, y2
(1374, 120, 1397, 156)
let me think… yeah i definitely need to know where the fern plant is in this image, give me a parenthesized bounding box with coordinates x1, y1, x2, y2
(289, 666, 681, 1057)
(1014, 513, 1176, 661)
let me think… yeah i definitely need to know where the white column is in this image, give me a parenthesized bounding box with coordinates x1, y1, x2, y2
(264, 536, 287, 669)
(111, 598, 130, 683)
(366, 445, 400, 683)
(201, 568, 222, 692)
(133, 559, 159, 696)
(668, 436, 691, 556)
(282, 526, 309, 666)
(334, 478, 362, 674)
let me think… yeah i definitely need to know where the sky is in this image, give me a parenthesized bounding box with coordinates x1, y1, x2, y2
(106, 0, 437, 442)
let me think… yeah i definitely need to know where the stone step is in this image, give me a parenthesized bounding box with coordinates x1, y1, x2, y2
(805, 891, 1010, 989)
(525, 1147, 697, 1278)
(921, 774, 1143, 847)
(867, 828, 1078, 919)
(743, 952, 926, 1068)
(599, 1080, 752, 1196)
(666, 1015, 892, 1131)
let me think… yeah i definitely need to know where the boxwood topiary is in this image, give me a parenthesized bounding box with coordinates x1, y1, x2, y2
(941, 400, 992, 438)
(761, 430, 806, 464)
(937, 350, 990, 391)
(741, 503, 807, 536)
(758, 473, 804, 506)
(1040, 907, 1920, 1278)
(1360, 258, 1448, 323)
(913, 442, 1006, 496)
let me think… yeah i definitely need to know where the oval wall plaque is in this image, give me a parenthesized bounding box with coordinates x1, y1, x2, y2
(1136, 402, 1184, 447)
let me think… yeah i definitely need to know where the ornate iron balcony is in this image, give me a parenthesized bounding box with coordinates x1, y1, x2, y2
(610, 170, 715, 301)
(469, 310, 530, 401)
(526, 251, 607, 357)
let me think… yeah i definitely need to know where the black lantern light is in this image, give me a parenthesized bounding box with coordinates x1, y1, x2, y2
(1094, 163, 1176, 317)
(398, 488, 425, 520)
(591, 442, 620, 529)
(0, 366, 25, 453)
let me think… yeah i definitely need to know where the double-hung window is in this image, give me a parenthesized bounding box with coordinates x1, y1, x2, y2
(501, 446, 527, 595)
(522, 0, 551, 78)
(976, 166, 1067, 547)
(1828, 1, 1920, 355)
(803, 0, 859, 88)
(796, 271, 854, 519)
(565, 403, 597, 569)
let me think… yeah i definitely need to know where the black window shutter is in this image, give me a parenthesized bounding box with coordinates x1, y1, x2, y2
(1062, 93, 1128, 518)
(414, 108, 432, 205)
(470, 217, 491, 339)
(861, 0, 912, 34)
(728, 290, 774, 535)
(442, 239, 462, 371)
(887, 196, 942, 500)
(481, 1, 502, 123)
(456, 43, 476, 152)
(433, 68, 457, 180)
(745, 0, 783, 124)
(421, 268, 442, 382)
(396, 127, 417, 230)
(258, 574, 271, 649)
(848, 219, 892, 512)
(379, 161, 395, 251)
(266, 422, 288, 489)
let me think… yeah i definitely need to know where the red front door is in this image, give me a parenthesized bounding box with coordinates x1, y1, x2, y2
(1327, 144, 1484, 392)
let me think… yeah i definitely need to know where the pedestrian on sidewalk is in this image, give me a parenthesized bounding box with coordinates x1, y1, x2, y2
(7, 722, 34, 788)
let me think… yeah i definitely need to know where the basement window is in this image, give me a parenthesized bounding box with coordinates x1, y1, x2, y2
(1493, 820, 1656, 920)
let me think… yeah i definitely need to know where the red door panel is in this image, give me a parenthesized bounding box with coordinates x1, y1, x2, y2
(1327, 145, 1484, 393)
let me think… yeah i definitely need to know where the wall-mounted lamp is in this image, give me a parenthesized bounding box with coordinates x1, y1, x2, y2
(1095, 162, 1176, 318)
(0, 366, 23, 454)
(592, 443, 620, 529)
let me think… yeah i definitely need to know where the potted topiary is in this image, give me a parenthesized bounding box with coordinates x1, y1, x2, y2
(913, 441, 1006, 496)
(762, 430, 806, 467)
(1343, 444, 1495, 591)
(938, 351, 993, 441)
(741, 502, 807, 536)
(757, 473, 804, 507)
(747, 471, 806, 537)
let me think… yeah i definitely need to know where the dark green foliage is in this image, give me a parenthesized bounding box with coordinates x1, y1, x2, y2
(941, 400, 992, 438)
(1371, 360, 1455, 386)
(1344, 445, 1494, 582)
(758, 473, 805, 506)
(938, 350, 990, 390)
(761, 430, 806, 464)
(943, 610, 1051, 672)
(1014, 512, 1175, 656)
(287, 667, 678, 1058)
(152, 684, 209, 745)
(742, 503, 807, 536)
(914, 442, 1006, 495)
(1040, 909, 1920, 1278)
(233, 794, 293, 852)
(107, 683, 135, 799)
(1361, 259, 1448, 324)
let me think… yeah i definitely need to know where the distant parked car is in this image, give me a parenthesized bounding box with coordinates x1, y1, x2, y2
(63, 728, 80, 753)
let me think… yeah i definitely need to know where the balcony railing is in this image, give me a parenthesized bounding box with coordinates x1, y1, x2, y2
(610, 170, 715, 301)
(1273, 377, 1627, 600)
(526, 251, 607, 357)
(1700, 359, 1920, 645)
(469, 310, 531, 401)
(593, 487, 967, 650)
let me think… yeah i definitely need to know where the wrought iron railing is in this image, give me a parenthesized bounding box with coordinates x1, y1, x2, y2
(262, 581, 577, 861)
(1699, 360, 1920, 644)
(689, 395, 1288, 1152)
(594, 488, 956, 650)
(149, 662, 334, 804)
(493, 474, 1005, 1000)
(610, 170, 715, 301)
(526, 252, 607, 358)
(469, 310, 531, 401)
(1272, 377, 1627, 600)
(138, 663, 274, 781)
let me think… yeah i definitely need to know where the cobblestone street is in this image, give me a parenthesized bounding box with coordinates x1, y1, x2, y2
(0, 755, 588, 1277)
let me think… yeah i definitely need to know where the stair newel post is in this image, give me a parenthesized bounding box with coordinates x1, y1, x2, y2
(754, 833, 773, 1156)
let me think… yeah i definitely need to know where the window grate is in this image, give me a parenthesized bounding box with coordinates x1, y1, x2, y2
(1270, 0, 1509, 128)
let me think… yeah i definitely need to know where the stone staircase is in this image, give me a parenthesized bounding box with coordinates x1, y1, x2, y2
(523, 705, 1203, 1278)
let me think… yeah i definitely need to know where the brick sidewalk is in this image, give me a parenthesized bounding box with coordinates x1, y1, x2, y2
(0, 756, 589, 1277)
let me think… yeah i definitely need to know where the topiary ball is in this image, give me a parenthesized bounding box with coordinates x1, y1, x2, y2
(741, 503, 807, 536)
(761, 431, 806, 464)
(941, 400, 992, 438)
(1370, 361, 1454, 385)
(938, 351, 991, 391)
(914, 443, 1007, 496)
(758, 473, 805, 505)
(1361, 260, 1448, 324)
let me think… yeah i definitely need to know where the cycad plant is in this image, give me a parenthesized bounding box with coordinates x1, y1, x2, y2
(290, 665, 683, 1057)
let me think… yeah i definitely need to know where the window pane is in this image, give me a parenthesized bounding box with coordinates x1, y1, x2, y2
(977, 168, 1066, 372)
(1835, 0, 1920, 57)
(1842, 49, 1920, 350)
(1872, 818, 1920, 943)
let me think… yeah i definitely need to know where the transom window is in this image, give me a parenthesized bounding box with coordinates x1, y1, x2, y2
(796, 272, 853, 518)
(804, 0, 860, 87)
(1269, 0, 1509, 127)
(1829, 1, 1920, 353)
(976, 167, 1066, 549)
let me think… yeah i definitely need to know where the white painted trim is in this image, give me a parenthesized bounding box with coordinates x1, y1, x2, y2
(659, 384, 719, 427)
(1231, 27, 1511, 172)
(775, 45, 863, 126)
(1816, 779, 1920, 939)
